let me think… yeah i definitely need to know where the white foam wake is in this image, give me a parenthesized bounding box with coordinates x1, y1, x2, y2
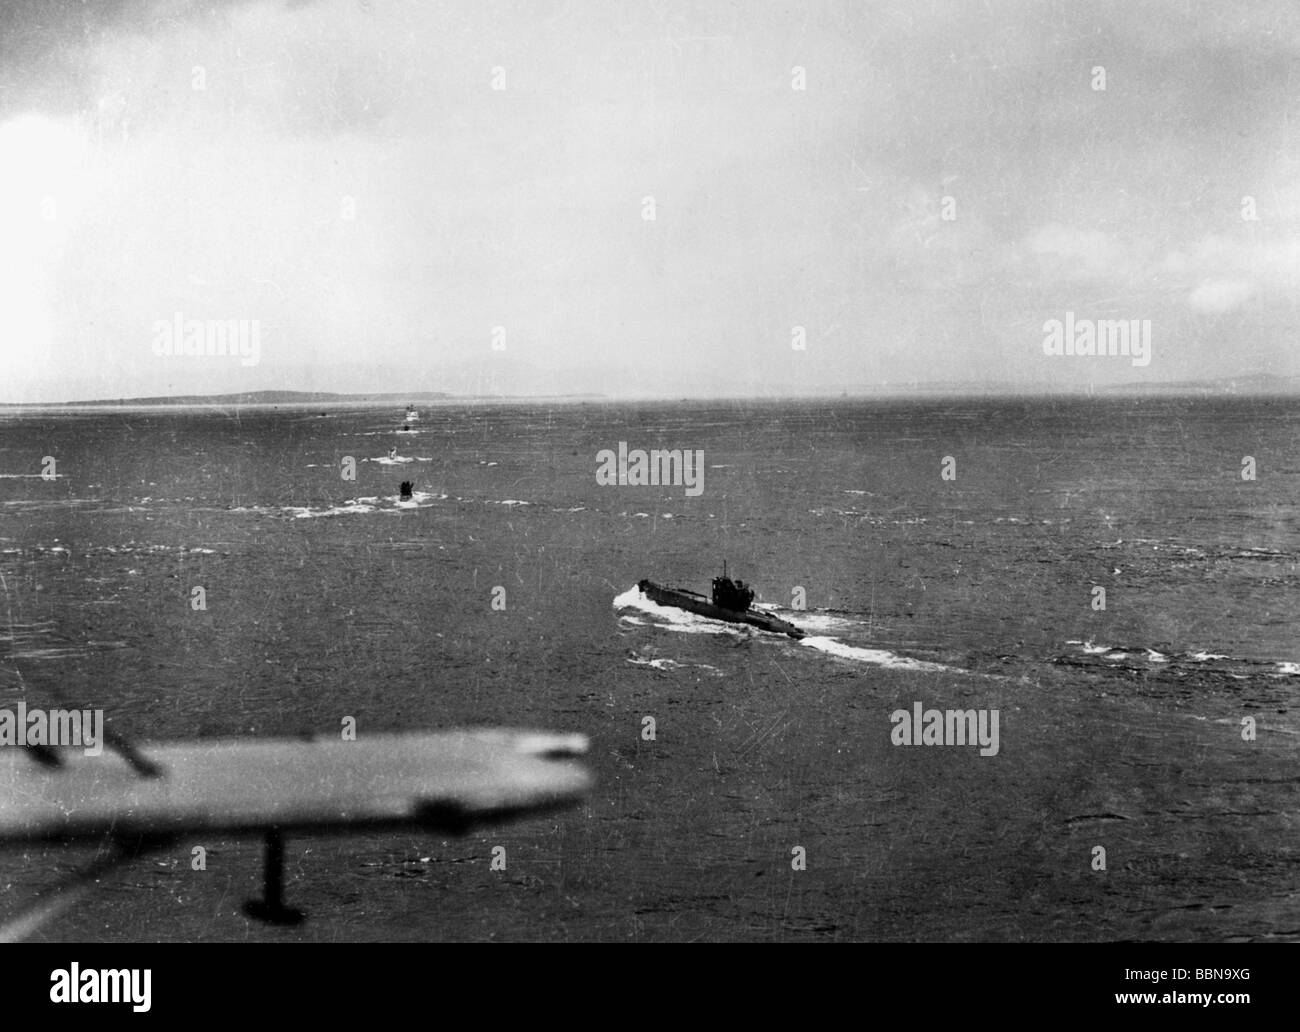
(283, 490, 444, 518)
(797, 635, 951, 672)
(369, 454, 434, 465)
(769, 610, 861, 634)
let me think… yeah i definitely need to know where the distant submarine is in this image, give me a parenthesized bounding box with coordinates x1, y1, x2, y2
(638, 567, 806, 639)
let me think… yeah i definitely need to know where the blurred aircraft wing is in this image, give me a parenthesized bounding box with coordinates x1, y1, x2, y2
(0, 729, 591, 844)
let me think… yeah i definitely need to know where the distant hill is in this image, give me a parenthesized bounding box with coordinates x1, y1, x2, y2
(25, 390, 454, 407)
(2, 389, 608, 408)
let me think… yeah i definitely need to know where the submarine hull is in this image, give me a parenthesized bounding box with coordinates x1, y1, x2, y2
(637, 580, 807, 639)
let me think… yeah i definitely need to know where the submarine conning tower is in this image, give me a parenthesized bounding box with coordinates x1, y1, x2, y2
(711, 573, 754, 612)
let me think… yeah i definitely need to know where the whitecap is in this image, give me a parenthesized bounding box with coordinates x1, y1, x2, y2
(626, 657, 685, 671)
(286, 503, 376, 519)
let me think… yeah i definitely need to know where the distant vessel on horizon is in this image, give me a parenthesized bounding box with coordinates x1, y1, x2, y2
(404, 405, 421, 422)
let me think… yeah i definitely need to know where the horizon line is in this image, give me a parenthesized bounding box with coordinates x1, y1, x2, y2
(3, 383, 1299, 408)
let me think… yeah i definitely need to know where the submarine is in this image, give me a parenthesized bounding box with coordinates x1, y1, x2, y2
(637, 565, 806, 639)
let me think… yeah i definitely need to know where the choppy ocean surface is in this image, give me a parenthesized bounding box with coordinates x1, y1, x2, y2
(0, 397, 1296, 941)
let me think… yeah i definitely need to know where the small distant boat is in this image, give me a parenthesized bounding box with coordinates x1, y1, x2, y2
(637, 565, 806, 639)
(404, 405, 421, 422)
(379, 447, 413, 465)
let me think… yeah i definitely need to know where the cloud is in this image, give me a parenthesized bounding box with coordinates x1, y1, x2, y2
(1178, 235, 1300, 289)
(0, 113, 91, 382)
(1187, 279, 1257, 313)
(1023, 224, 1141, 282)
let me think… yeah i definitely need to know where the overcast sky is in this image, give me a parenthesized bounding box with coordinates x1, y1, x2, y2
(1, 0, 1297, 401)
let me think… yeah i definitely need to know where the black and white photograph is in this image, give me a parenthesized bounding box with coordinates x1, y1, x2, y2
(0, 0, 1294, 987)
